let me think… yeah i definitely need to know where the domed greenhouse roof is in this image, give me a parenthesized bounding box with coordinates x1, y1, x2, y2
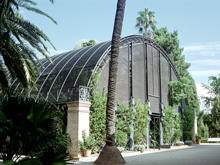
(11, 35, 180, 104)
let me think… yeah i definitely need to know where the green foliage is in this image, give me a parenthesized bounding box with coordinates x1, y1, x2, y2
(154, 27, 199, 141)
(203, 74, 220, 137)
(0, 92, 68, 164)
(117, 146, 126, 152)
(134, 101, 149, 145)
(203, 113, 215, 137)
(197, 111, 210, 139)
(115, 130, 128, 148)
(153, 28, 200, 143)
(163, 106, 182, 144)
(203, 125, 210, 138)
(203, 113, 212, 126)
(79, 130, 96, 152)
(115, 105, 132, 147)
(201, 138, 208, 143)
(154, 27, 199, 113)
(185, 75, 200, 114)
(204, 74, 220, 97)
(184, 140, 193, 145)
(82, 40, 97, 47)
(89, 72, 106, 152)
(74, 40, 97, 50)
(183, 107, 194, 140)
(154, 27, 190, 74)
(168, 79, 187, 106)
(0, 0, 56, 92)
(134, 145, 145, 153)
(211, 97, 220, 137)
(89, 72, 151, 149)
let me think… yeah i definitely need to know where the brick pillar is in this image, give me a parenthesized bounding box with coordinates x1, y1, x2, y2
(66, 101, 91, 159)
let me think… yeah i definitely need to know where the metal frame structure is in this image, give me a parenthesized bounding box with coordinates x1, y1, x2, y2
(10, 34, 186, 148)
(11, 35, 182, 106)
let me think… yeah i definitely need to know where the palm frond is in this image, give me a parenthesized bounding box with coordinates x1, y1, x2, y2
(0, 0, 56, 92)
(18, 4, 57, 24)
(2, 38, 29, 88)
(18, 0, 37, 6)
(135, 8, 157, 36)
(0, 61, 9, 92)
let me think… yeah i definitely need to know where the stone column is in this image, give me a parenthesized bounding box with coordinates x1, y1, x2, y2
(66, 101, 91, 159)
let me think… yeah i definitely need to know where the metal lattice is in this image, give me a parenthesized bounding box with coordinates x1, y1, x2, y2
(11, 35, 182, 107)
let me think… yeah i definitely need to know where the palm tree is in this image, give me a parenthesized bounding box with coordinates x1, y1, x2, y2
(135, 8, 156, 37)
(94, 0, 126, 164)
(0, 0, 56, 93)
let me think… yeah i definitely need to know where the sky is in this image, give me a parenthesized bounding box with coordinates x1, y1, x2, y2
(22, 0, 220, 87)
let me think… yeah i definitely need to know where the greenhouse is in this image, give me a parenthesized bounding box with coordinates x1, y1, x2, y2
(11, 35, 186, 158)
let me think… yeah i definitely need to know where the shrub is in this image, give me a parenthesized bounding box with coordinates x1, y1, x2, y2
(89, 72, 107, 152)
(201, 138, 208, 143)
(115, 105, 132, 147)
(134, 145, 145, 153)
(117, 146, 126, 152)
(90, 72, 133, 150)
(0, 92, 68, 164)
(211, 97, 220, 137)
(203, 114, 214, 137)
(134, 101, 149, 145)
(183, 107, 194, 140)
(115, 130, 129, 148)
(89, 73, 150, 151)
(184, 140, 193, 145)
(89, 89, 106, 152)
(163, 106, 182, 144)
(168, 80, 186, 106)
(203, 125, 209, 138)
(79, 130, 96, 153)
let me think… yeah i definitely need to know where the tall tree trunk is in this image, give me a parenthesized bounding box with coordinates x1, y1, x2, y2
(94, 0, 126, 164)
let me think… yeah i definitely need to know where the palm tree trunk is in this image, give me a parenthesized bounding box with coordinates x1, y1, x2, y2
(106, 0, 126, 146)
(95, 0, 126, 164)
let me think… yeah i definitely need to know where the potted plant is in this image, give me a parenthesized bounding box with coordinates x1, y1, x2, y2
(79, 131, 95, 157)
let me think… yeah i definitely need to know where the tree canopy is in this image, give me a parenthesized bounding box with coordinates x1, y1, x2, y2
(135, 8, 156, 38)
(203, 74, 220, 137)
(153, 27, 199, 112)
